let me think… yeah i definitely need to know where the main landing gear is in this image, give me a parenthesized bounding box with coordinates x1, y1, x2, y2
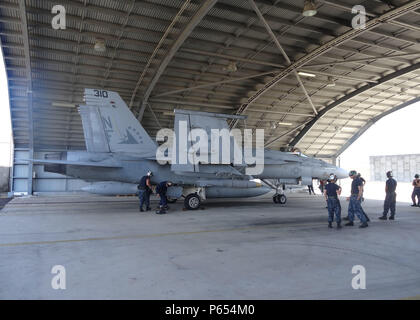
(184, 193, 201, 210)
(273, 194, 287, 204)
(262, 179, 287, 205)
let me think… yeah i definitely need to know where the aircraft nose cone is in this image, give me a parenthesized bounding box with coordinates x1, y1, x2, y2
(335, 167, 348, 179)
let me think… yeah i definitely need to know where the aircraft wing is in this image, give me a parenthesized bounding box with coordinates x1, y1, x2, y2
(27, 159, 122, 168)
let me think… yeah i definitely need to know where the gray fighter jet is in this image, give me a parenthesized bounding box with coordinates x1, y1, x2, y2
(30, 89, 347, 210)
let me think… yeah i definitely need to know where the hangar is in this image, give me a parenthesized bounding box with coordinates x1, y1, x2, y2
(1, 0, 420, 301)
(1, 0, 420, 194)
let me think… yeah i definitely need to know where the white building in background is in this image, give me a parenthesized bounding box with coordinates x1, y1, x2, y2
(370, 154, 420, 182)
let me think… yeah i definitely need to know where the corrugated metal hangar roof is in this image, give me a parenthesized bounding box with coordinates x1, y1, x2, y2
(1, 0, 420, 159)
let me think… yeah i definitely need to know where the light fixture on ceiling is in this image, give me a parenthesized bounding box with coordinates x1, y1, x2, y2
(302, 0, 317, 17)
(278, 122, 293, 126)
(298, 71, 316, 78)
(94, 38, 106, 52)
(223, 61, 238, 73)
(327, 76, 336, 87)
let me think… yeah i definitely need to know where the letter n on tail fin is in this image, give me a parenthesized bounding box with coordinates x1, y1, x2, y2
(78, 89, 157, 156)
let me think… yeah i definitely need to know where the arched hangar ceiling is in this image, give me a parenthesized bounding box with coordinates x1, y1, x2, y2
(1, 0, 420, 158)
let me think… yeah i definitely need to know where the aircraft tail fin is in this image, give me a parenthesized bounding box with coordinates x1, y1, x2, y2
(78, 89, 157, 156)
(172, 109, 247, 173)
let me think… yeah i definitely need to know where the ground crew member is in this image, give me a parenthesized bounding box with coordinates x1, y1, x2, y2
(357, 173, 366, 202)
(357, 173, 370, 222)
(137, 171, 153, 212)
(380, 171, 397, 220)
(308, 181, 315, 195)
(324, 174, 342, 229)
(411, 174, 420, 207)
(318, 179, 325, 194)
(343, 172, 370, 222)
(155, 181, 172, 214)
(346, 170, 368, 228)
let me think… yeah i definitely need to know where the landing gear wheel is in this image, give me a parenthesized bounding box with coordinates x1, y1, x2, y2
(278, 194, 287, 204)
(184, 193, 201, 210)
(167, 197, 177, 204)
(273, 194, 287, 204)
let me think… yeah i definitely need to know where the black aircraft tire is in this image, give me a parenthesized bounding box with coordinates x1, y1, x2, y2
(184, 194, 201, 210)
(278, 195, 287, 204)
(273, 196, 279, 203)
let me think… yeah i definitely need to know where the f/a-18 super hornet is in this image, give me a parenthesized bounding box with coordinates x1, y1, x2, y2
(30, 89, 347, 210)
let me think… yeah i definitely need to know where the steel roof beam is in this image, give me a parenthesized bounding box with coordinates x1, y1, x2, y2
(289, 62, 420, 147)
(319, 0, 420, 33)
(257, 0, 420, 41)
(5, 4, 412, 69)
(130, 0, 216, 120)
(152, 70, 277, 97)
(17, 0, 34, 195)
(1, 1, 417, 62)
(229, 0, 420, 129)
(0, 22, 408, 77)
(305, 53, 420, 68)
(219, 1, 418, 58)
(178, 47, 409, 74)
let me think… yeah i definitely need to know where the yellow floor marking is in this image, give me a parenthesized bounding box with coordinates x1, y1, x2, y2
(0, 221, 325, 248)
(401, 294, 420, 300)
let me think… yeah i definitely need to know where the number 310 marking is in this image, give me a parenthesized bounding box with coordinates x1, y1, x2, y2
(94, 90, 108, 98)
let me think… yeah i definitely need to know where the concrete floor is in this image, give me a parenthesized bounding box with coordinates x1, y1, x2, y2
(1, 193, 420, 300)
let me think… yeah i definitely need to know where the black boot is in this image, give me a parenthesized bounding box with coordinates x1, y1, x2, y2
(328, 222, 333, 228)
(139, 207, 144, 212)
(389, 215, 395, 220)
(359, 222, 369, 228)
(379, 215, 387, 220)
(337, 223, 342, 229)
(146, 207, 151, 211)
(345, 221, 354, 226)
(156, 206, 167, 214)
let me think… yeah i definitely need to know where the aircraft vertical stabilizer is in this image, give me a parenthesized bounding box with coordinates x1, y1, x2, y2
(78, 89, 157, 156)
(172, 109, 246, 173)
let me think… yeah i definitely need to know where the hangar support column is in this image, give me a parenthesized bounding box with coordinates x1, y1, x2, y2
(18, 0, 34, 195)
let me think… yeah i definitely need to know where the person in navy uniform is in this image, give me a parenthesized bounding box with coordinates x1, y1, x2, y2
(307, 181, 315, 195)
(137, 171, 153, 212)
(318, 179, 326, 194)
(324, 174, 342, 229)
(343, 172, 370, 222)
(156, 181, 173, 214)
(357, 173, 370, 222)
(379, 171, 397, 220)
(411, 174, 420, 207)
(346, 170, 368, 228)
